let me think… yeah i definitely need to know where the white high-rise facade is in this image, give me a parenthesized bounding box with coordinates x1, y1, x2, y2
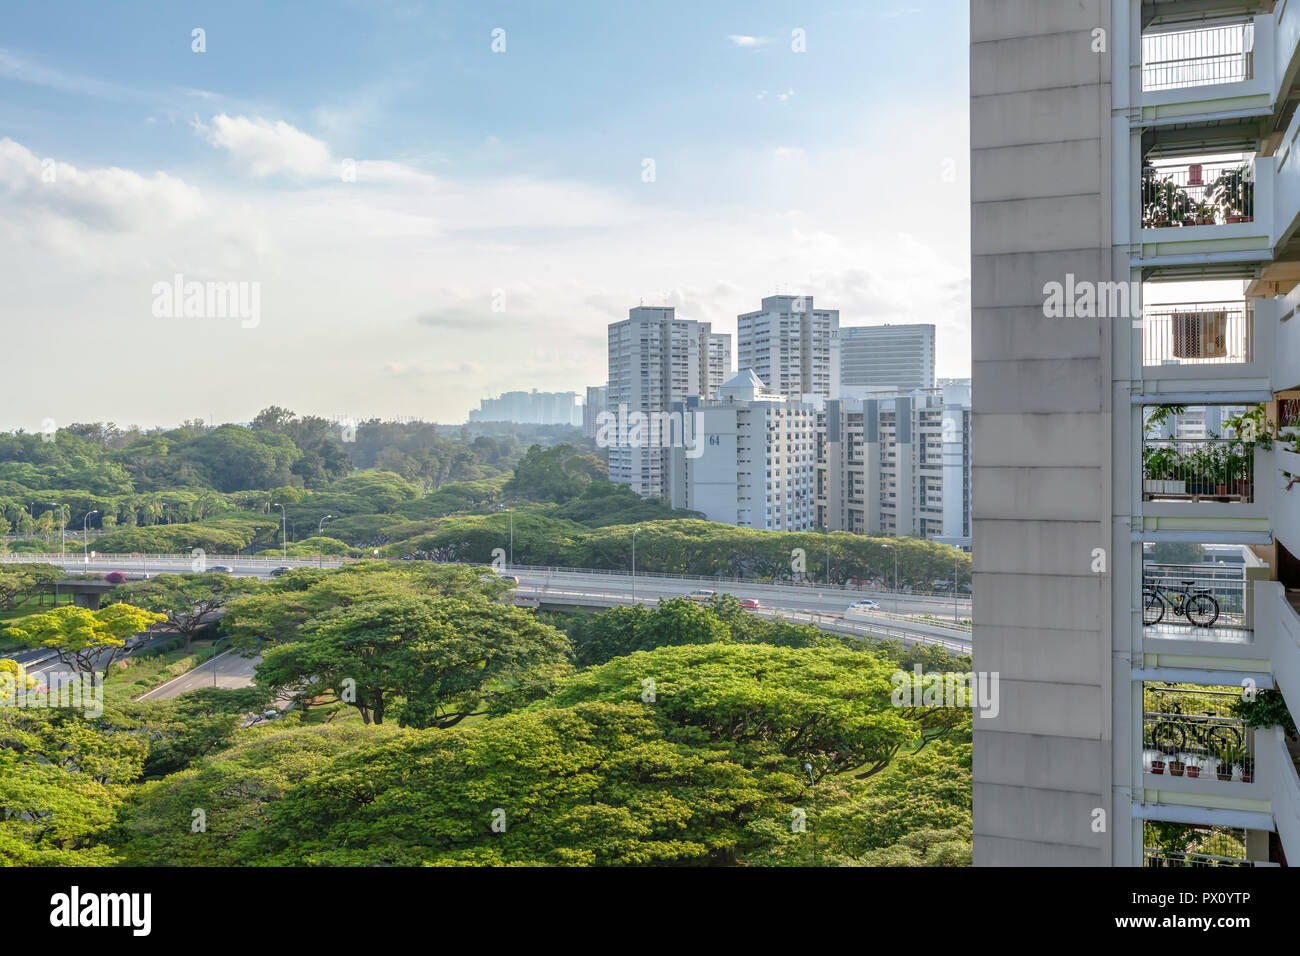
(606, 306, 731, 499)
(668, 370, 818, 531)
(838, 323, 937, 391)
(972, 0, 1300, 867)
(737, 295, 839, 400)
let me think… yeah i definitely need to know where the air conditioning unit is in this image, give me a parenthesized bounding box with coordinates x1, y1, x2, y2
(1171, 310, 1228, 358)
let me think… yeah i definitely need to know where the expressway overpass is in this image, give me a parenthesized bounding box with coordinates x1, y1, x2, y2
(2, 553, 972, 654)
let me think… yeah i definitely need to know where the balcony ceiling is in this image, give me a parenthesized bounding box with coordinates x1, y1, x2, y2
(1143, 0, 1275, 28)
(1143, 117, 1264, 159)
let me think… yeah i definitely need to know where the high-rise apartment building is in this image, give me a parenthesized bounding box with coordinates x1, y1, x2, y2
(606, 306, 732, 498)
(737, 295, 839, 400)
(668, 370, 818, 531)
(468, 389, 581, 426)
(972, 0, 1300, 867)
(837, 323, 937, 391)
(582, 385, 608, 439)
(815, 385, 971, 544)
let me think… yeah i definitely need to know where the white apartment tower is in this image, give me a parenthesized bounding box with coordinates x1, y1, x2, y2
(606, 306, 732, 499)
(837, 323, 937, 391)
(816, 385, 972, 544)
(973, 0, 1300, 867)
(668, 370, 818, 531)
(737, 295, 839, 400)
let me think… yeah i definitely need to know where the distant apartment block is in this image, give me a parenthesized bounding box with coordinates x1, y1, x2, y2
(668, 370, 818, 531)
(837, 323, 936, 391)
(737, 295, 838, 400)
(582, 385, 608, 439)
(816, 383, 970, 543)
(468, 389, 581, 426)
(606, 306, 732, 498)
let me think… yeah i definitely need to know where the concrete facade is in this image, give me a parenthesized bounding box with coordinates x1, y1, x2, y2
(971, 0, 1115, 866)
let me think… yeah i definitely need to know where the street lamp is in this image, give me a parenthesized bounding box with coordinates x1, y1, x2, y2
(503, 508, 513, 567)
(318, 515, 335, 568)
(272, 503, 287, 559)
(631, 527, 640, 605)
(954, 554, 960, 625)
(823, 524, 832, 586)
(82, 510, 99, 565)
(882, 543, 899, 614)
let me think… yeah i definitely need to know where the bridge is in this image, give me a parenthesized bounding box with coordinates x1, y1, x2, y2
(1, 553, 972, 654)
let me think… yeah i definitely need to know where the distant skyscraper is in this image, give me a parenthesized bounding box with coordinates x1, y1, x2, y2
(605, 306, 732, 498)
(838, 324, 936, 391)
(468, 389, 581, 425)
(582, 385, 608, 438)
(737, 295, 839, 400)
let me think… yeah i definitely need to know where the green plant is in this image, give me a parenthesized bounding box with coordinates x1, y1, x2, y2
(1209, 164, 1254, 220)
(1213, 741, 1243, 769)
(1143, 176, 1196, 224)
(1231, 689, 1298, 739)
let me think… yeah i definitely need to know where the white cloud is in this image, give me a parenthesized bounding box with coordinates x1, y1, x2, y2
(201, 114, 334, 178)
(727, 35, 772, 48)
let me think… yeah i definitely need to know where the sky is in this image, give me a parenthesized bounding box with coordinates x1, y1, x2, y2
(0, 0, 971, 429)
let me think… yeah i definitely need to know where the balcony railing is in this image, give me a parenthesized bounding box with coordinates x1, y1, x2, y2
(1143, 850, 1255, 867)
(1143, 688, 1255, 782)
(1142, 302, 1253, 367)
(1142, 21, 1255, 92)
(1144, 562, 1248, 630)
(1142, 160, 1255, 228)
(1142, 437, 1255, 502)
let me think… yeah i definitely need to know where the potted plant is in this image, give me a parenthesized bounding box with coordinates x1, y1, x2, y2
(1214, 743, 1240, 781)
(1240, 753, 1255, 784)
(1185, 758, 1201, 779)
(1143, 176, 1191, 228)
(1211, 164, 1254, 223)
(1150, 754, 1166, 774)
(1169, 754, 1186, 776)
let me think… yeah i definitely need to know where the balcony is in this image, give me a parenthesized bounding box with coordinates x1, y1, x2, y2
(1143, 159, 1255, 228)
(1142, 300, 1254, 368)
(1143, 21, 1256, 93)
(1143, 687, 1257, 784)
(1143, 849, 1257, 866)
(1142, 436, 1257, 503)
(1143, 561, 1253, 643)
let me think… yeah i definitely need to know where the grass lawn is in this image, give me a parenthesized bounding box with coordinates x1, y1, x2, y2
(106, 638, 222, 700)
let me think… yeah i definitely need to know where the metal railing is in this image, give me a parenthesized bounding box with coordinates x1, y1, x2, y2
(1143, 850, 1254, 867)
(1142, 301, 1253, 366)
(1143, 688, 1255, 781)
(1142, 21, 1255, 91)
(1141, 437, 1255, 502)
(1143, 562, 1248, 628)
(1142, 159, 1254, 227)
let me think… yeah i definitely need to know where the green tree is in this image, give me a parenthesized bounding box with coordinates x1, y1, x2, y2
(110, 573, 262, 652)
(3, 604, 166, 678)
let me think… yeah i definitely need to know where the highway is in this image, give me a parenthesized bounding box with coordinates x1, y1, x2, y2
(2, 553, 972, 653)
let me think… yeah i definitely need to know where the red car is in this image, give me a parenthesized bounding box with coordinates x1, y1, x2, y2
(739, 598, 760, 609)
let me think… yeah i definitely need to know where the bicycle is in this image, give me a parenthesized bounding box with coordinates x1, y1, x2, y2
(1142, 579, 1220, 627)
(1147, 701, 1241, 757)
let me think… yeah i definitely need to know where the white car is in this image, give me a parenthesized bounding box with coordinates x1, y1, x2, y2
(685, 588, 716, 602)
(844, 599, 881, 619)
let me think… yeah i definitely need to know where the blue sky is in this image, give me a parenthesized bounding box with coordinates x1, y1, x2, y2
(0, 0, 969, 427)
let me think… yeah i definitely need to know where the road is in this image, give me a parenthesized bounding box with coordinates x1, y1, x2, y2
(136, 648, 261, 699)
(3, 553, 972, 653)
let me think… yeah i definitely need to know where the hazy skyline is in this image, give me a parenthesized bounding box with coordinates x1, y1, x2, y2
(0, 0, 970, 430)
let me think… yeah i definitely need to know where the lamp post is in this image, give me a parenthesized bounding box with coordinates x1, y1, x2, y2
(318, 515, 335, 568)
(273, 503, 287, 559)
(57, 503, 65, 555)
(882, 543, 899, 614)
(823, 524, 832, 586)
(631, 527, 640, 605)
(954, 554, 960, 625)
(507, 508, 513, 567)
(83, 510, 99, 565)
